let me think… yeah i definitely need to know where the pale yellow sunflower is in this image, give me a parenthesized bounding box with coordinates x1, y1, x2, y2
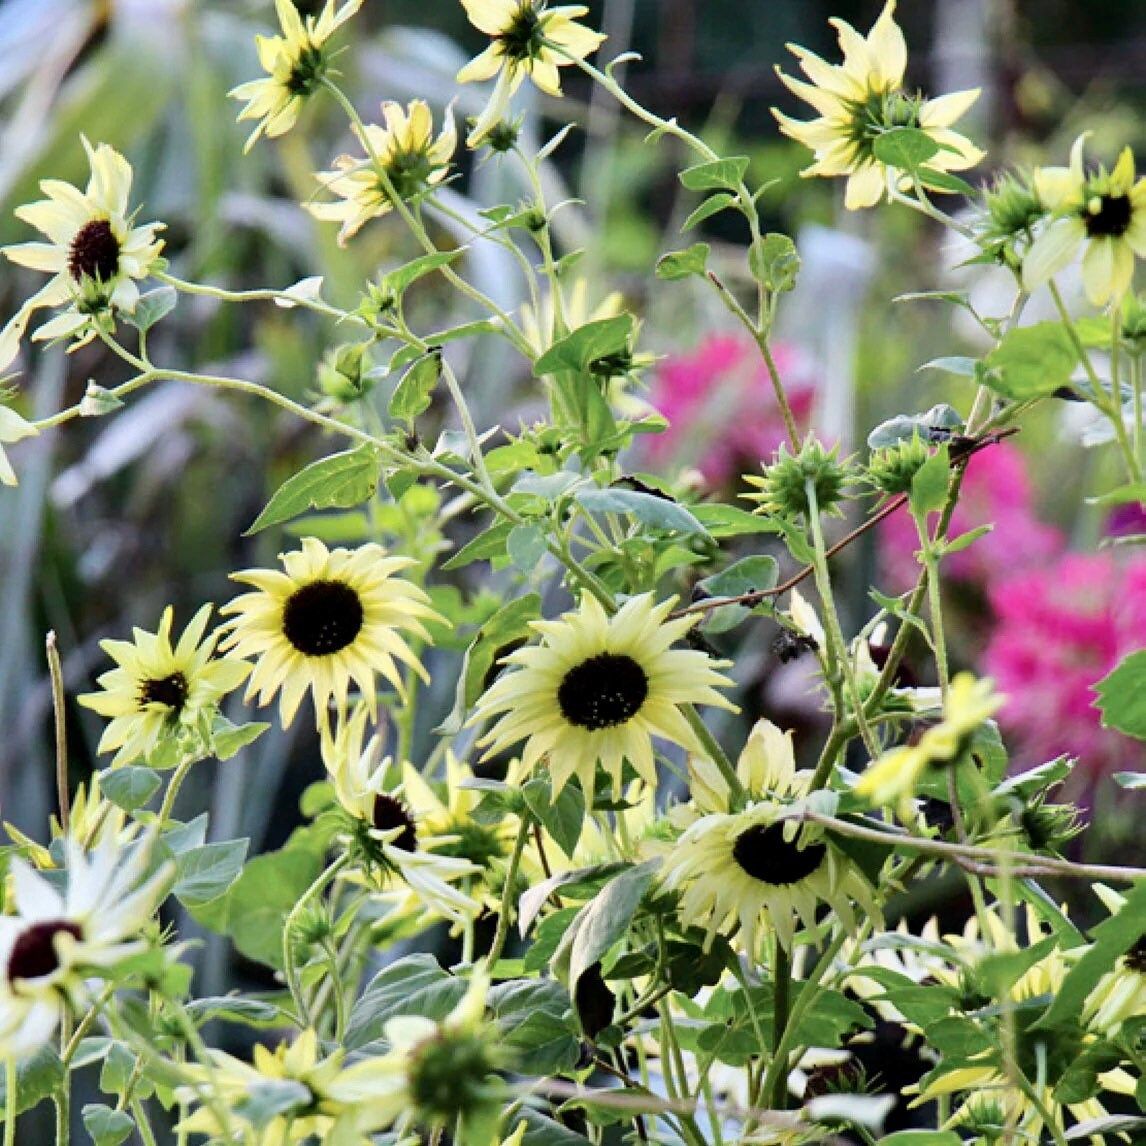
(220, 537, 442, 729)
(470, 591, 737, 802)
(229, 0, 364, 152)
(660, 719, 879, 953)
(309, 100, 457, 245)
(77, 604, 250, 769)
(321, 708, 481, 927)
(1082, 884, 1146, 1038)
(855, 673, 1002, 820)
(0, 138, 164, 370)
(1024, 133, 1146, 306)
(773, 0, 982, 210)
(457, 0, 606, 147)
(0, 405, 38, 487)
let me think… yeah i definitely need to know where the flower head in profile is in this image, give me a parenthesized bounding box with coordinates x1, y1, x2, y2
(471, 592, 737, 802)
(78, 604, 250, 768)
(1024, 133, 1146, 306)
(660, 719, 879, 953)
(321, 708, 481, 927)
(309, 100, 457, 245)
(457, 0, 606, 147)
(0, 405, 38, 487)
(773, 0, 982, 210)
(0, 139, 164, 371)
(328, 969, 507, 1146)
(229, 0, 364, 151)
(856, 673, 1002, 820)
(0, 837, 172, 1058)
(220, 537, 443, 730)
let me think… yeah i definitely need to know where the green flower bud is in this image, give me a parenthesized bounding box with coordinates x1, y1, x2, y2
(318, 341, 374, 401)
(744, 436, 851, 521)
(867, 431, 932, 496)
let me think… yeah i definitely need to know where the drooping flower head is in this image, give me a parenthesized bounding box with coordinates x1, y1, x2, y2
(471, 592, 738, 802)
(660, 719, 879, 954)
(457, 0, 607, 147)
(0, 139, 164, 370)
(78, 604, 250, 768)
(0, 837, 172, 1058)
(220, 537, 443, 729)
(1024, 133, 1146, 306)
(321, 708, 481, 927)
(773, 0, 983, 210)
(229, 0, 364, 151)
(309, 100, 458, 245)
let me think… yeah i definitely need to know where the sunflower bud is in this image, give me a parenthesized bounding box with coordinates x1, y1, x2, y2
(867, 432, 932, 496)
(318, 341, 374, 401)
(744, 436, 851, 521)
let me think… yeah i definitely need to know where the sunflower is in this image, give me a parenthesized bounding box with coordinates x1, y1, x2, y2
(0, 405, 38, 487)
(229, 0, 364, 152)
(1024, 133, 1146, 306)
(77, 604, 250, 769)
(0, 138, 164, 371)
(0, 837, 172, 1058)
(220, 537, 442, 730)
(855, 673, 1002, 820)
(456, 0, 607, 147)
(773, 0, 982, 210)
(1082, 884, 1146, 1037)
(470, 592, 737, 802)
(309, 100, 457, 245)
(321, 708, 481, 927)
(660, 719, 879, 953)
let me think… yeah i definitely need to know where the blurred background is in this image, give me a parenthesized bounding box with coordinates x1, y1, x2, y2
(1, 0, 1144, 996)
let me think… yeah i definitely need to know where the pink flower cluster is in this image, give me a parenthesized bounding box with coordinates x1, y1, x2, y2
(879, 441, 1145, 780)
(641, 335, 816, 486)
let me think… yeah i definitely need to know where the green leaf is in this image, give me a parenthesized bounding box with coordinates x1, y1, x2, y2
(917, 355, 978, 377)
(575, 487, 710, 538)
(517, 1107, 592, 1146)
(99, 766, 161, 812)
(519, 863, 629, 936)
(389, 351, 442, 423)
(981, 322, 1080, 401)
(211, 715, 270, 761)
(679, 156, 749, 191)
(698, 555, 779, 599)
(1094, 649, 1146, 740)
(184, 997, 283, 1028)
(0, 1045, 64, 1118)
(916, 167, 977, 196)
(436, 593, 541, 735)
(909, 443, 950, 517)
(507, 524, 549, 571)
(655, 243, 710, 281)
(867, 404, 963, 450)
(381, 249, 464, 296)
(345, 955, 467, 1050)
(748, 232, 800, 293)
(878, 1134, 963, 1146)
(690, 503, 778, 537)
(1038, 879, 1146, 1030)
(235, 1079, 313, 1130)
(871, 127, 940, 172)
(442, 519, 515, 571)
(489, 978, 580, 1074)
(522, 777, 586, 858)
(560, 861, 659, 995)
(174, 839, 249, 907)
(245, 446, 382, 535)
(82, 1104, 135, 1146)
(681, 192, 736, 232)
(533, 316, 634, 377)
(123, 286, 176, 332)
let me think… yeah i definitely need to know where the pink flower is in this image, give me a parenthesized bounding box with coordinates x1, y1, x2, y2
(984, 552, 1146, 779)
(641, 335, 816, 486)
(878, 441, 1064, 592)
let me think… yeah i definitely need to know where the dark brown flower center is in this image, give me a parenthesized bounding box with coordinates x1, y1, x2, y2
(8, 920, 83, 983)
(371, 793, 418, 851)
(1085, 194, 1132, 238)
(281, 580, 365, 656)
(557, 653, 649, 731)
(1124, 934, 1146, 974)
(139, 671, 189, 713)
(68, 219, 120, 283)
(732, 822, 827, 885)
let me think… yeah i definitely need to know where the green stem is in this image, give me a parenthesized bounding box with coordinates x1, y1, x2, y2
(130, 1098, 159, 1146)
(157, 755, 197, 827)
(768, 943, 790, 1109)
(283, 853, 350, 1026)
(156, 271, 357, 324)
(488, 817, 530, 966)
(681, 704, 743, 806)
(913, 508, 950, 698)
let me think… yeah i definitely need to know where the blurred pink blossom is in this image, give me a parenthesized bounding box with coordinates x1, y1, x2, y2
(985, 553, 1146, 778)
(641, 335, 816, 485)
(878, 441, 1064, 591)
